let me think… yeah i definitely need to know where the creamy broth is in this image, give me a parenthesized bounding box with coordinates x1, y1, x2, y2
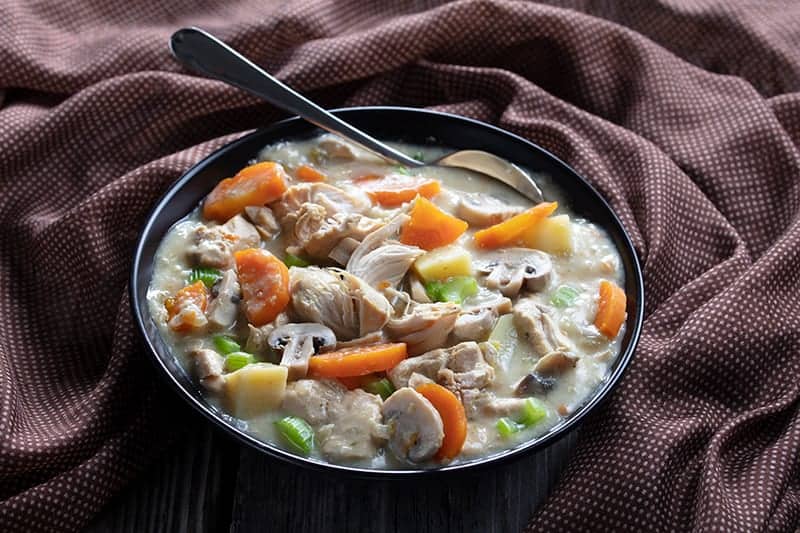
(147, 134, 624, 468)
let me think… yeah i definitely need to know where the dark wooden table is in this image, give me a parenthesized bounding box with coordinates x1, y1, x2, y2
(87, 402, 576, 533)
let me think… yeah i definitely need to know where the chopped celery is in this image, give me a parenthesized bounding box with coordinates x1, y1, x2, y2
(224, 351, 254, 372)
(551, 285, 580, 308)
(213, 335, 241, 355)
(275, 416, 314, 455)
(363, 377, 395, 400)
(517, 398, 547, 427)
(189, 267, 222, 288)
(424, 276, 479, 304)
(283, 253, 311, 268)
(394, 165, 412, 175)
(412, 151, 425, 162)
(497, 417, 522, 438)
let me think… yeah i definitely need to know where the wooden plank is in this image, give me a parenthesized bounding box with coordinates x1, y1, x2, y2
(230, 431, 577, 533)
(86, 419, 240, 533)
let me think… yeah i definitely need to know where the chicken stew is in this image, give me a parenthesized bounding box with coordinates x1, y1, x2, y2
(147, 134, 626, 468)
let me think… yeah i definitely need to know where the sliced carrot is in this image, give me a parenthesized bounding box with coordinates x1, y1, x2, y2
(473, 201, 558, 249)
(296, 164, 327, 182)
(203, 161, 289, 223)
(415, 383, 467, 461)
(234, 248, 290, 327)
(164, 281, 208, 332)
(595, 280, 626, 338)
(355, 173, 441, 206)
(309, 343, 407, 378)
(399, 196, 468, 251)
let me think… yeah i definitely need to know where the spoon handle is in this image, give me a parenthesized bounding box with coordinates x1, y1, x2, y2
(170, 27, 422, 168)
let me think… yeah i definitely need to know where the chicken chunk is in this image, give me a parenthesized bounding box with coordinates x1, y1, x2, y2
(186, 225, 234, 269)
(288, 202, 384, 261)
(273, 183, 370, 225)
(513, 298, 572, 357)
(282, 379, 347, 425)
(244, 206, 281, 240)
(387, 341, 495, 392)
(206, 270, 241, 330)
(346, 214, 423, 289)
(318, 389, 387, 461)
(382, 388, 444, 463)
(460, 389, 528, 420)
(220, 214, 260, 250)
(283, 380, 387, 461)
(452, 308, 496, 342)
(456, 192, 524, 227)
(190, 348, 225, 394)
(384, 301, 460, 356)
(289, 267, 392, 340)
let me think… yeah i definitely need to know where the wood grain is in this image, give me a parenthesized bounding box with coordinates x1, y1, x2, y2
(230, 432, 577, 533)
(86, 420, 239, 533)
(88, 417, 577, 533)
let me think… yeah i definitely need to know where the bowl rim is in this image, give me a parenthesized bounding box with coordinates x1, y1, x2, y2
(130, 105, 644, 478)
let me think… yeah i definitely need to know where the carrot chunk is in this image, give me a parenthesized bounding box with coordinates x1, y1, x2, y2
(356, 173, 441, 206)
(164, 281, 208, 332)
(234, 248, 290, 327)
(309, 343, 407, 378)
(415, 383, 467, 461)
(473, 202, 558, 249)
(203, 162, 289, 222)
(295, 164, 327, 182)
(595, 280, 626, 338)
(399, 197, 469, 251)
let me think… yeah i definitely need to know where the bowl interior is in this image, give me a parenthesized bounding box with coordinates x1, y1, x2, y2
(131, 107, 644, 477)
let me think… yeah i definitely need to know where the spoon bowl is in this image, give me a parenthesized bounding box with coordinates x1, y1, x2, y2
(169, 27, 544, 203)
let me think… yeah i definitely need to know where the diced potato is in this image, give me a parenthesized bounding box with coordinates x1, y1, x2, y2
(412, 245, 472, 282)
(523, 215, 573, 255)
(224, 363, 288, 419)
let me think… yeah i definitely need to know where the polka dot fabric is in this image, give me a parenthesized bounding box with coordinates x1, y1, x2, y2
(0, 0, 799, 531)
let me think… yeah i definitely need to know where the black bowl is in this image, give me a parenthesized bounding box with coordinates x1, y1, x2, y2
(130, 106, 644, 477)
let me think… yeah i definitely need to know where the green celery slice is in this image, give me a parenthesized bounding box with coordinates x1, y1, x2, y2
(189, 267, 222, 288)
(224, 352, 254, 372)
(275, 416, 314, 455)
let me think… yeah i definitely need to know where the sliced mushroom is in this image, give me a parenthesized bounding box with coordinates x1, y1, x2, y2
(268, 323, 337, 380)
(457, 192, 524, 227)
(533, 351, 578, 377)
(206, 270, 241, 330)
(513, 372, 558, 396)
(382, 387, 444, 463)
(474, 249, 553, 297)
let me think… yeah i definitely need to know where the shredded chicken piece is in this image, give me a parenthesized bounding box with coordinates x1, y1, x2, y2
(384, 299, 460, 356)
(289, 267, 392, 340)
(513, 298, 572, 357)
(273, 183, 370, 226)
(287, 202, 383, 260)
(387, 341, 495, 392)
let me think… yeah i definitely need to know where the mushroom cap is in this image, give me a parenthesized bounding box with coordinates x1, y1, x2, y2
(474, 248, 552, 296)
(267, 323, 337, 353)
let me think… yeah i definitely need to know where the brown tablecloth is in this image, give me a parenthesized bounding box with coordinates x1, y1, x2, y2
(1, 1, 799, 531)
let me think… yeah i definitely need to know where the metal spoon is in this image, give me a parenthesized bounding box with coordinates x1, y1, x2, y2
(169, 27, 544, 203)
